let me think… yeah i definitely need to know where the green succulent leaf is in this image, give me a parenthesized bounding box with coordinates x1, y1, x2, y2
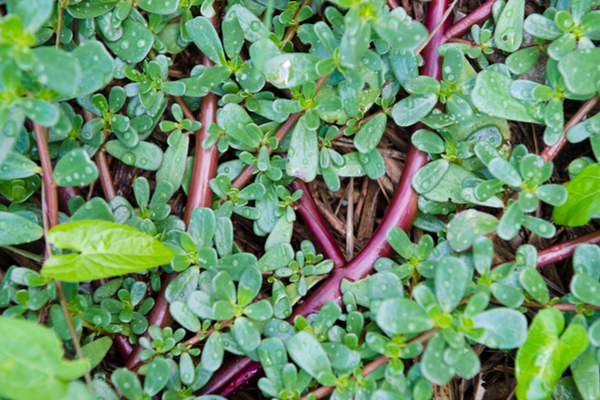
(494, 0, 525, 52)
(376, 298, 433, 336)
(54, 149, 99, 187)
(472, 70, 543, 124)
(287, 331, 335, 386)
(447, 210, 499, 252)
(558, 48, 600, 96)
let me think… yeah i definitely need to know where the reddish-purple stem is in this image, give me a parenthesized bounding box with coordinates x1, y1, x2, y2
(95, 148, 117, 200)
(57, 186, 80, 215)
(198, 0, 454, 395)
(291, 180, 346, 268)
(443, 0, 495, 40)
(486, 230, 600, 272)
(536, 229, 600, 268)
(231, 73, 330, 191)
(181, 91, 219, 223)
(125, 11, 220, 370)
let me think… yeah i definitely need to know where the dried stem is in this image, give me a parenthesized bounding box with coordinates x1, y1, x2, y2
(33, 122, 94, 392)
(1, 246, 43, 263)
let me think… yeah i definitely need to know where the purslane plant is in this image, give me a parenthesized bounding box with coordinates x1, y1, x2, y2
(3, 0, 600, 400)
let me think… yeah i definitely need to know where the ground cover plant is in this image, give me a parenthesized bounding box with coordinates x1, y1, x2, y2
(2, 0, 600, 399)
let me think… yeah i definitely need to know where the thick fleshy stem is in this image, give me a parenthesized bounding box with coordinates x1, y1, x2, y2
(232, 113, 301, 190)
(443, 0, 495, 40)
(82, 111, 118, 201)
(290, 0, 452, 318)
(34, 124, 59, 231)
(280, 0, 312, 49)
(291, 180, 346, 268)
(57, 186, 80, 214)
(540, 94, 600, 163)
(231, 73, 332, 191)
(300, 328, 439, 400)
(501, 93, 600, 209)
(302, 229, 600, 399)
(488, 229, 600, 272)
(182, 90, 219, 223)
(197, 0, 454, 395)
(125, 10, 220, 371)
(95, 149, 117, 200)
(535, 229, 600, 267)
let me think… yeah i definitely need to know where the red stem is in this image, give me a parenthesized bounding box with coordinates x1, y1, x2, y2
(488, 229, 600, 271)
(198, 0, 453, 395)
(540, 94, 600, 163)
(232, 113, 301, 190)
(57, 186, 80, 215)
(443, 0, 495, 40)
(231, 73, 331, 191)
(124, 11, 220, 370)
(536, 229, 600, 268)
(182, 91, 219, 223)
(291, 180, 346, 268)
(33, 124, 59, 231)
(82, 110, 118, 201)
(95, 148, 117, 200)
